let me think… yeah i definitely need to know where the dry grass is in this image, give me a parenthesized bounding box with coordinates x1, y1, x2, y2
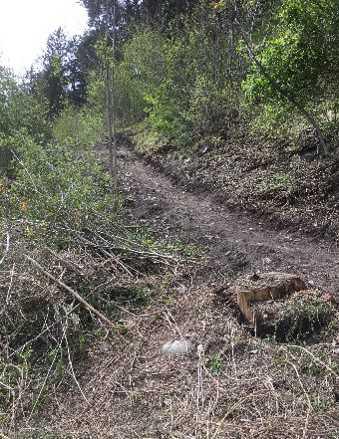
(13, 283, 339, 438)
(0, 218, 181, 435)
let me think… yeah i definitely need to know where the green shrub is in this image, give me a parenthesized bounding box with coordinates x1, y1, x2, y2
(242, 0, 339, 141)
(1, 134, 115, 246)
(144, 85, 190, 141)
(0, 66, 51, 143)
(117, 29, 166, 124)
(53, 105, 105, 149)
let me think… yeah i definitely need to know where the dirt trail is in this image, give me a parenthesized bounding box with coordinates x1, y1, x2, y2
(121, 147, 339, 293)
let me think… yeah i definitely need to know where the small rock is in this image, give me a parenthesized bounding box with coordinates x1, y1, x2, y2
(161, 338, 193, 355)
(199, 144, 210, 155)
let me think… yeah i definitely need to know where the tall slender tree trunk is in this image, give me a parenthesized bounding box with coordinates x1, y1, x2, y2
(105, 62, 113, 172)
(105, 0, 118, 191)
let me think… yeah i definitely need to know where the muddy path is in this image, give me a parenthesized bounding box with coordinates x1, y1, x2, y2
(118, 146, 339, 293)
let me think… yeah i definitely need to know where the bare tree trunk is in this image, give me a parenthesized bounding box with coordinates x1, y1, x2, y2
(105, 0, 118, 191)
(106, 63, 113, 172)
(233, 2, 328, 155)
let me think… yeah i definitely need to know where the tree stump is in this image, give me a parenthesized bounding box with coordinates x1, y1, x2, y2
(231, 272, 306, 335)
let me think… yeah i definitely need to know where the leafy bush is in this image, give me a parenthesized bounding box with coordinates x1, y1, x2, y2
(1, 134, 114, 246)
(144, 84, 190, 141)
(118, 29, 166, 123)
(242, 0, 339, 140)
(53, 105, 105, 149)
(0, 66, 51, 143)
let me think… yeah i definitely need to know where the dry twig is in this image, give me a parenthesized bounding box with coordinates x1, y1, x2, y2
(24, 254, 115, 328)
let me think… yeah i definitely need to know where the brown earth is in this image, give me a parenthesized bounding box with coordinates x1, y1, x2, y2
(119, 146, 339, 294)
(15, 143, 339, 438)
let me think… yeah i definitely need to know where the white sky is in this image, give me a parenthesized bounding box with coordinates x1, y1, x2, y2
(0, 0, 88, 76)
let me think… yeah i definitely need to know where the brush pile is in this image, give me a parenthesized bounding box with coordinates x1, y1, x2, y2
(0, 218, 179, 429)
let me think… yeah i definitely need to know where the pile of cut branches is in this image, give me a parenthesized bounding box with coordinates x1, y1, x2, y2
(0, 216, 180, 429)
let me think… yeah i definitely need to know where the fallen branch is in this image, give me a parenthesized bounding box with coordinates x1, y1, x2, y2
(24, 255, 115, 328)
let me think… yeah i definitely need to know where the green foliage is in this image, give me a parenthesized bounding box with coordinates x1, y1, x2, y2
(208, 353, 223, 375)
(79, 0, 339, 146)
(82, 1, 244, 144)
(87, 69, 106, 116)
(1, 134, 114, 246)
(188, 75, 240, 137)
(259, 172, 293, 193)
(0, 66, 51, 143)
(114, 29, 167, 126)
(120, 29, 165, 95)
(112, 6, 241, 144)
(31, 28, 91, 118)
(243, 0, 339, 129)
(144, 87, 188, 140)
(53, 105, 105, 148)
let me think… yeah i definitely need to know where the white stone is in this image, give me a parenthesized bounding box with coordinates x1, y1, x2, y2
(161, 338, 193, 355)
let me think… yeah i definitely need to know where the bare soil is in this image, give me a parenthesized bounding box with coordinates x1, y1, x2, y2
(17, 144, 339, 438)
(120, 147, 339, 294)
